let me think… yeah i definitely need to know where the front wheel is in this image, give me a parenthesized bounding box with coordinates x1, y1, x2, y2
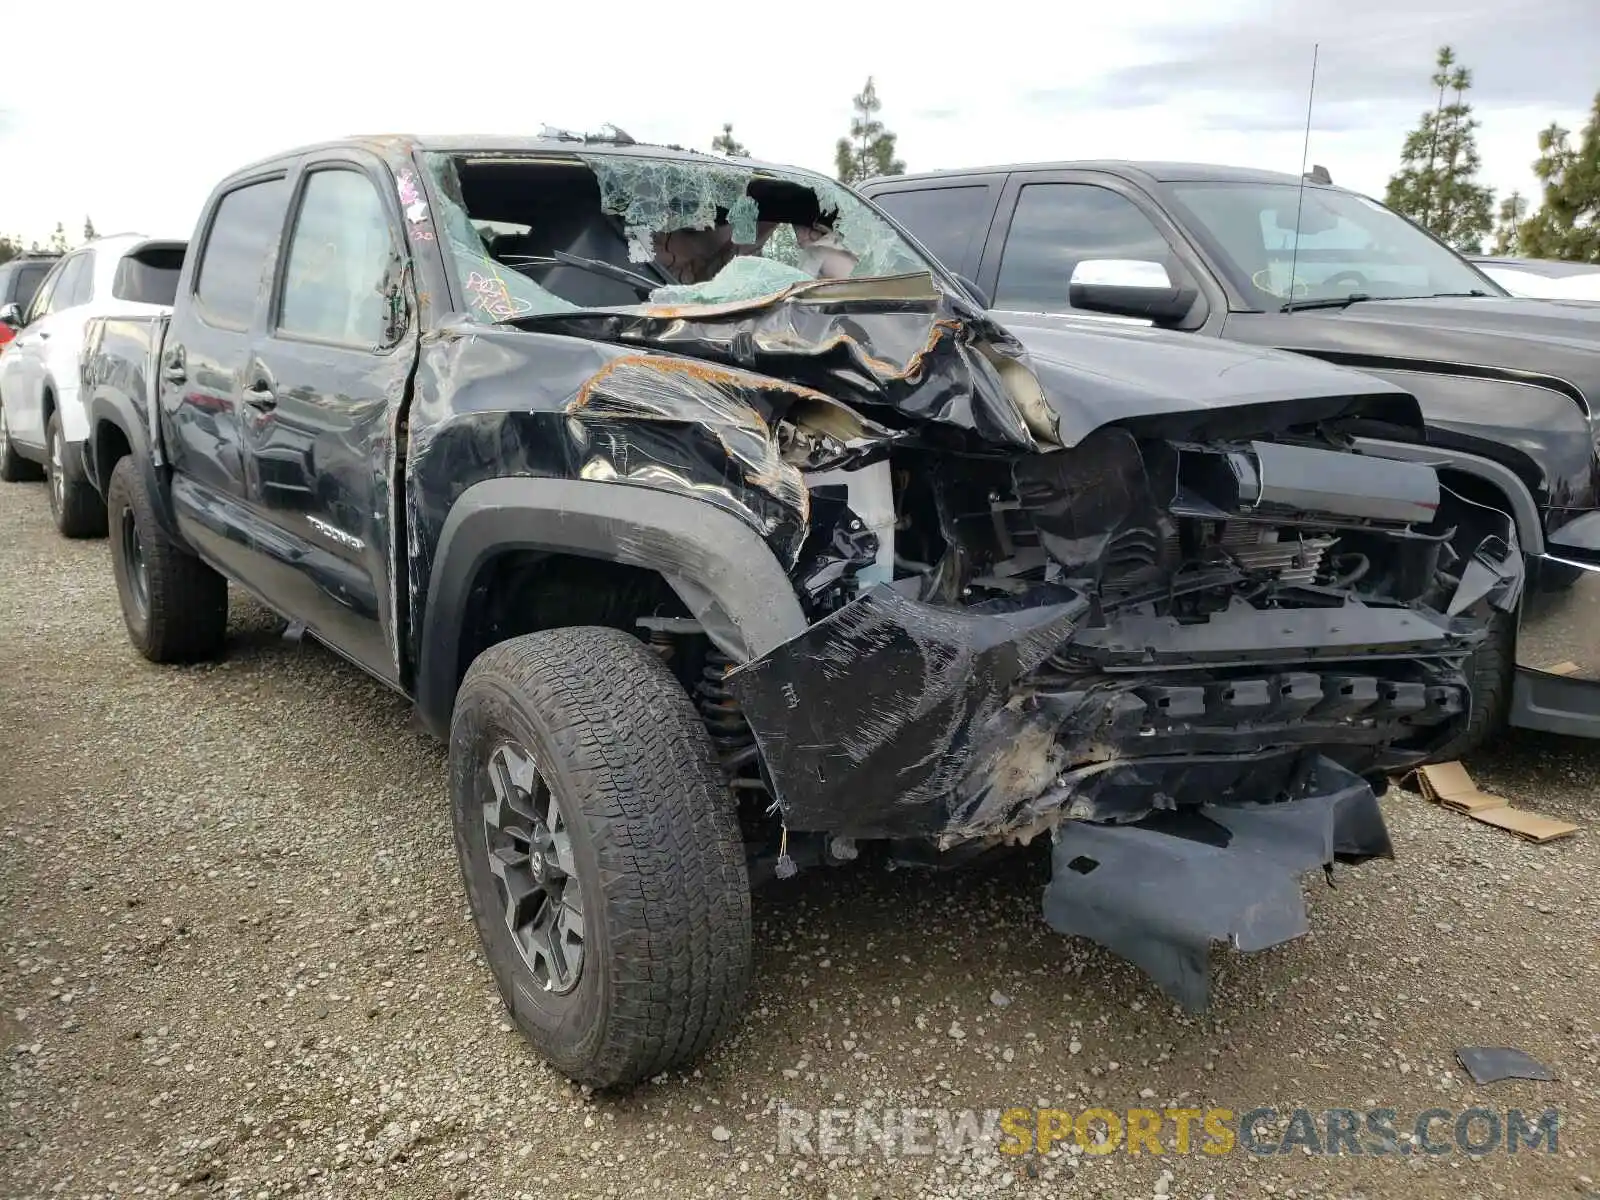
(1428, 606, 1515, 762)
(450, 626, 752, 1089)
(47, 412, 107, 538)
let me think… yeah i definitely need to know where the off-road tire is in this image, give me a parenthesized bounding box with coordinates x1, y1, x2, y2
(1428, 606, 1514, 762)
(107, 456, 228, 662)
(47, 412, 107, 537)
(0, 406, 43, 482)
(450, 626, 752, 1089)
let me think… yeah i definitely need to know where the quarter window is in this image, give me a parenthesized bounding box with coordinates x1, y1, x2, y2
(195, 176, 292, 330)
(277, 169, 395, 348)
(995, 184, 1174, 313)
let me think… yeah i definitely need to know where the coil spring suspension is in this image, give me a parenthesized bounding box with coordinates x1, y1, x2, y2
(696, 646, 767, 793)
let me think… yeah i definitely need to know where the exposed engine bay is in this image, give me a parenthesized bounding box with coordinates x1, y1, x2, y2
(728, 421, 1518, 846)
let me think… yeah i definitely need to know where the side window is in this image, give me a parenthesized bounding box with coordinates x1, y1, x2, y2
(113, 245, 185, 305)
(24, 260, 65, 324)
(59, 250, 97, 307)
(15, 263, 51, 311)
(195, 176, 293, 330)
(994, 184, 1174, 313)
(871, 186, 992, 276)
(276, 169, 396, 348)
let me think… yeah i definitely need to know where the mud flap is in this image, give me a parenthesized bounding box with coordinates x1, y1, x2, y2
(1040, 756, 1392, 1013)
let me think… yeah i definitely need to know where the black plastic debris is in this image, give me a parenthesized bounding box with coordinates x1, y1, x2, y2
(1456, 1047, 1556, 1085)
(1041, 756, 1393, 1012)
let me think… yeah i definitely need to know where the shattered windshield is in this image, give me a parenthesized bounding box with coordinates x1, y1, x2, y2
(420, 151, 930, 321)
(1166, 183, 1501, 307)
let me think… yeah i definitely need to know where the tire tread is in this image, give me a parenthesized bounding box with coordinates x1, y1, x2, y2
(452, 626, 751, 1088)
(107, 456, 227, 662)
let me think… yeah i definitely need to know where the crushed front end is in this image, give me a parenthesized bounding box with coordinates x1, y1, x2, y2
(729, 417, 1521, 1008)
(429, 148, 1524, 1009)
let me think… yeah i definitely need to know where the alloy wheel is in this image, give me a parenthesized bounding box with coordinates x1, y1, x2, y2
(482, 740, 585, 993)
(120, 507, 150, 619)
(49, 427, 65, 514)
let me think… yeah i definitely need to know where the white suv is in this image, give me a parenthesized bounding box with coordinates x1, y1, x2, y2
(0, 234, 186, 536)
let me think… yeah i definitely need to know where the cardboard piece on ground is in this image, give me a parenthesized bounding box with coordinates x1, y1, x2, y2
(1412, 762, 1580, 844)
(1542, 660, 1582, 676)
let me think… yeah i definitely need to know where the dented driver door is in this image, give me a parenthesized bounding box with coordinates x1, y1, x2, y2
(238, 154, 416, 683)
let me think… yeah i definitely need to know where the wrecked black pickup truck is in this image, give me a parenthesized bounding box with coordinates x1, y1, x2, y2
(80, 133, 1522, 1089)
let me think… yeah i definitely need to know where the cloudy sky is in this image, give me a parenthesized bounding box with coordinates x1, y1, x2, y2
(2, 0, 1596, 248)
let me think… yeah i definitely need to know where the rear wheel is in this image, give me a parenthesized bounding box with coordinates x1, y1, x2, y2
(107, 456, 228, 662)
(0, 406, 43, 482)
(450, 626, 752, 1089)
(46, 411, 107, 538)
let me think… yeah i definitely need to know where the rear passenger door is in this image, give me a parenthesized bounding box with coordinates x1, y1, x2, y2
(239, 152, 415, 683)
(162, 171, 294, 586)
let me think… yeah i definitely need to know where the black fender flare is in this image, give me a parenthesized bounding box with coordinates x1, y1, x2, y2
(86, 392, 180, 538)
(413, 476, 810, 737)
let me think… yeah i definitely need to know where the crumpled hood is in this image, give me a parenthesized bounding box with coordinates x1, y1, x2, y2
(997, 311, 1424, 445)
(1263, 295, 1600, 412)
(516, 272, 1426, 452)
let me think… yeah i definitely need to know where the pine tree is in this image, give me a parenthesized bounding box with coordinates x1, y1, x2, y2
(1384, 46, 1495, 252)
(83, 215, 97, 243)
(1520, 94, 1600, 263)
(833, 77, 906, 184)
(710, 123, 749, 157)
(1490, 191, 1528, 255)
(47, 222, 68, 253)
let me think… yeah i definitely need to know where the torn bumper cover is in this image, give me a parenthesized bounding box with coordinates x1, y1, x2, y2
(1041, 755, 1392, 1013)
(727, 539, 1514, 1010)
(727, 580, 1489, 843)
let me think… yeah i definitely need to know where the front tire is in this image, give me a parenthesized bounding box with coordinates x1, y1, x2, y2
(106, 456, 228, 662)
(1428, 606, 1514, 762)
(47, 412, 107, 538)
(450, 626, 752, 1089)
(0, 405, 43, 482)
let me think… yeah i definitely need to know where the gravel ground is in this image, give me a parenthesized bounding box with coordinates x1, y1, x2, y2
(2, 478, 1597, 1200)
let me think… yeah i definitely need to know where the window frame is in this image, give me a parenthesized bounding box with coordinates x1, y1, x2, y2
(862, 178, 1003, 282)
(56, 249, 97, 308)
(990, 182, 1177, 315)
(269, 158, 408, 354)
(23, 256, 67, 325)
(191, 171, 294, 334)
(977, 169, 1223, 331)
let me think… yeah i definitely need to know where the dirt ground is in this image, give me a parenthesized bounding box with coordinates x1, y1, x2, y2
(2, 479, 1597, 1199)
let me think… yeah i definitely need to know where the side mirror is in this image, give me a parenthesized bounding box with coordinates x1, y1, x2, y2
(0, 302, 22, 328)
(954, 273, 992, 310)
(1068, 259, 1198, 324)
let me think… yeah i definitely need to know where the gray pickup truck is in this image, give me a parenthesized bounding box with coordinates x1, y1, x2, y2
(82, 133, 1519, 1088)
